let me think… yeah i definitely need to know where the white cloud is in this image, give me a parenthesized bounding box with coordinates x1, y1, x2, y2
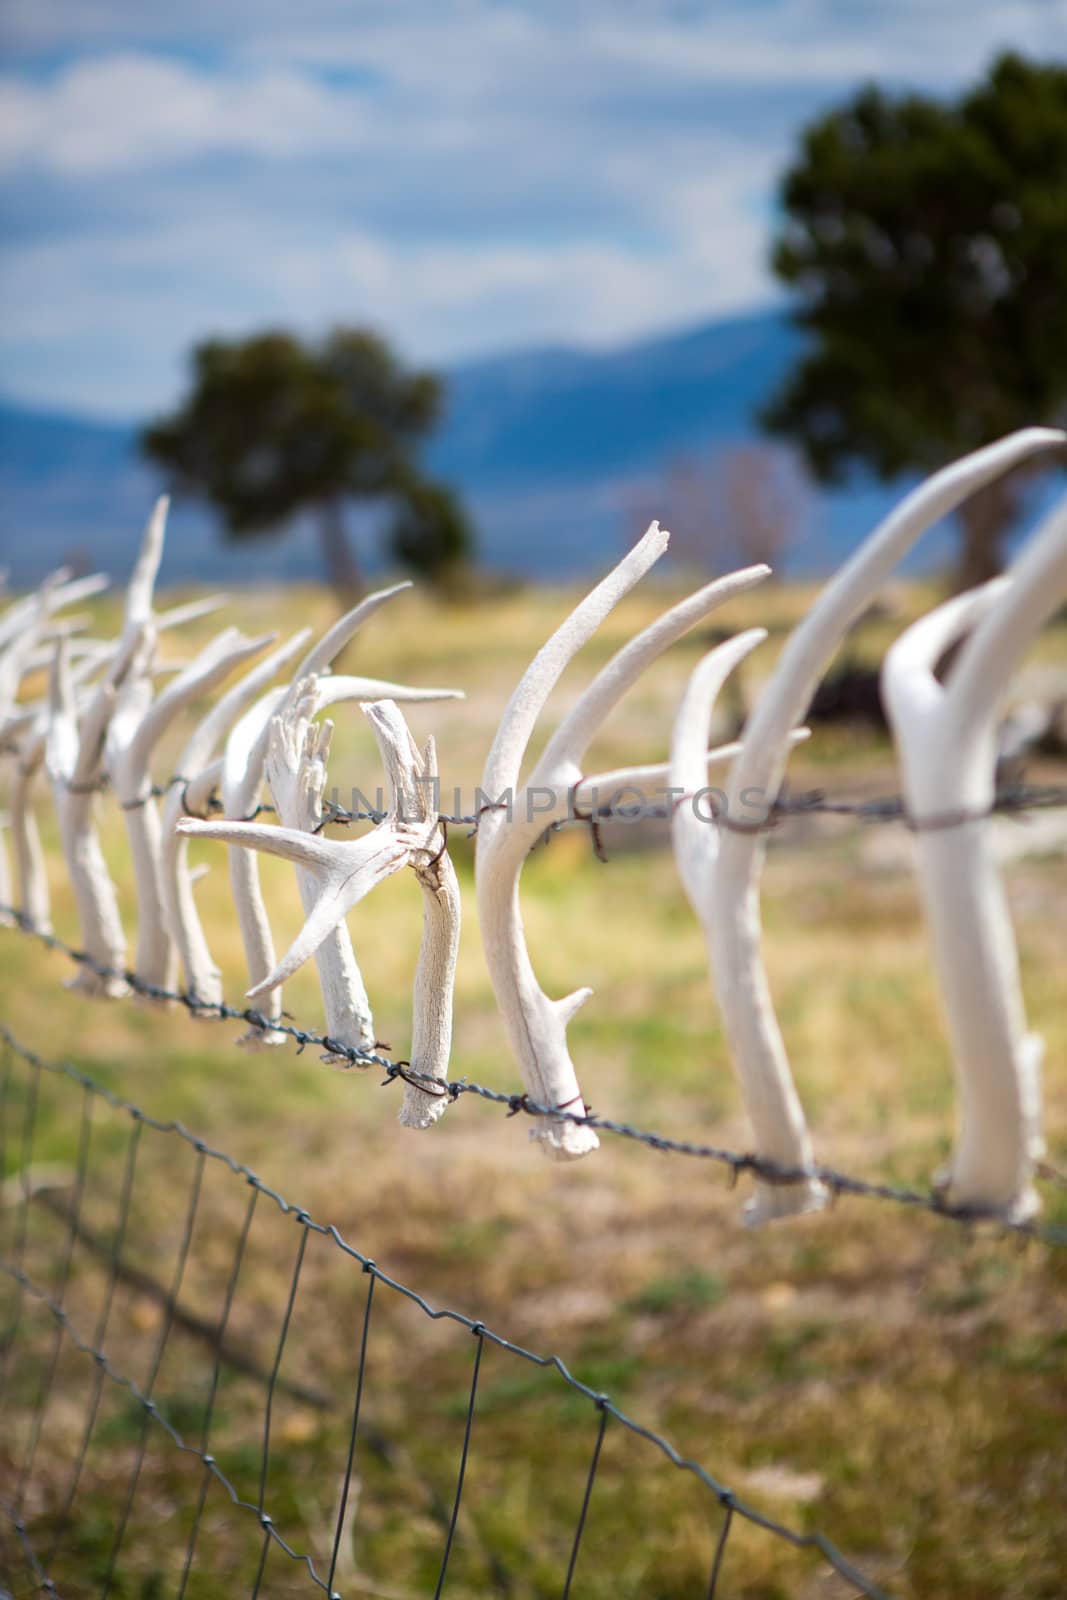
(0, 53, 363, 175)
(1, 0, 1064, 414)
(0, 142, 777, 416)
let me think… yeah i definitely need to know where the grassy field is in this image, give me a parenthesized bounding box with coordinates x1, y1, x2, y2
(1, 573, 1065, 1600)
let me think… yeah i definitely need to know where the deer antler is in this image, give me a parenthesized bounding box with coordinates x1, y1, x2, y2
(477, 520, 770, 1158)
(178, 686, 408, 1058)
(3, 651, 106, 935)
(45, 630, 142, 995)
(669, 628, 826, 1223)
(216, 586, 462, 1047)
(157, 631, 295, 1007)
(361, 700, 461, 1126)
(702, 427, 1065, 1222)
(882, 494, 1067, 1219)
(179, 691, 461, 1107)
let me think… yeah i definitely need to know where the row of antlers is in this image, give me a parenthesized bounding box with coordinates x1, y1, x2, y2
(1, 429, 1065, 1227)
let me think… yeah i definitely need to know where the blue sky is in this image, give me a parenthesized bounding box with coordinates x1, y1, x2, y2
(1, 0, 1064, 418)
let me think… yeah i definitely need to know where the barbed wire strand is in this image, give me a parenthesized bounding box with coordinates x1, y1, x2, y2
(2, 918, 1065, 1246)
(52, 766, 1067, 833)
(0, 1024, 893, 1600)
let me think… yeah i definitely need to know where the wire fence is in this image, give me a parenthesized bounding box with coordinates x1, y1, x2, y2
(55, 768, 1067, 837)
(2, 913, 1065, 1250)
(0, 1022, 897, 1600)
(2, 774, 1065, 1592)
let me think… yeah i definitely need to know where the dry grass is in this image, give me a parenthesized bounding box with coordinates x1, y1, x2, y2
(1, 575, 1066, 1599)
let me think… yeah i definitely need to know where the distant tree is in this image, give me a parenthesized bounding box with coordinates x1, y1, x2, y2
(142, 328, 472, 597)
(389, 480, 472, 589)
(628, 442, 809, 576)
(763, 52, 1067, 587)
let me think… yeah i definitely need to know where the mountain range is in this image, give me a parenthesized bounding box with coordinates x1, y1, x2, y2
(0, 309, 960, 588)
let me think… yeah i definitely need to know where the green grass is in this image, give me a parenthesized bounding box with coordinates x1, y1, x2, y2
(1, 576, 1066, 1598)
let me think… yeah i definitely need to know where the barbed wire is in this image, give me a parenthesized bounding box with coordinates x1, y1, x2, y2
(52, 767, 1067, 836)
(0, 1022, 894, 1600)
(2, 916, 1065, 1248)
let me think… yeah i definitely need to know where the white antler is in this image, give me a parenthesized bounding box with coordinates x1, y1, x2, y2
(104, 626, 258, 990)
(477, 521, 769, 1158)
(881, 495, 1067, 1219)
(0, 574, 60, 924)
(179, 692, 461, 1102)
(45, 631, 142, 995)
(705, 427, 1065, 1223)
(0, 569, 109, 657)
(669, 629, 824, 1224)
(157, 631, 291, 1006)
(3, 653, 106, 935)
(179, 687, 408, 1056)
(9, 719, 51, 932)
(216, 586, 462, 1046)
(361, 700, 462, 1126)
(571, 729, 810, 813)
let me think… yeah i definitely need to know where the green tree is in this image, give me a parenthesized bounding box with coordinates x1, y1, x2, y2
(763, 52, 1067, 586)
(142, 328, 472, 596)
(390, 481, 472, 588)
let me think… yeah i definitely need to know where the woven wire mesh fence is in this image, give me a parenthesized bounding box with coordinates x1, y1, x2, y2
(0, 1023, 905, 1600)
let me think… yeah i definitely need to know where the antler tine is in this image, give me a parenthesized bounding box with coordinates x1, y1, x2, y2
(362, 702, 462, 1127)
(0, 573, 72, 934)
(46, 572, 111, 611)
(947, 496, 1067, 734)
(158, 631, 294, 1009)
(0, 563, 94, 718)
(670, 629, 828, 1224)
(0, 567, 108, 654)
(574, 729, 810, 809)
(9, 719, 51, 934)
(3, 652, 110, 937)
(532, 564, 771, 798)
(263, 692, 383, 1057)
(123, 626, 258, 772)
(106, 626, 249, 993)
(294, 581, 413, 680)
(179, 809, 408, 999)
(238, 582, 422, 791)
(405, 729, 461, 1127)
(315, 676, 464, 709)
(106, 625, 175, 993)
(125, 495, 168, 628)
(882, 495, 1067, 1220)
(219, 681, 299, 1050)
(482, 522, 669, 801)
(45, 636, 129, 996)
(155, 594, 230, 633)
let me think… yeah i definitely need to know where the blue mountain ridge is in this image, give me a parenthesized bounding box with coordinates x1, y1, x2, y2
(0, 309, 951, 587)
